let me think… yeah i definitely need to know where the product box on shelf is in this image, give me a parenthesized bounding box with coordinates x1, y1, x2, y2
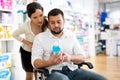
(0, 26, 13, 39)
(0, 0, 12, 10)
(0, 26, 4, 39)
(0, 11, 13, 24)
(0, 53, 12, 69)
(0, 68, 11, 80)
(117, 42, 120, 56)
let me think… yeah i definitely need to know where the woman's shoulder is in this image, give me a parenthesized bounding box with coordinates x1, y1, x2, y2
(36, 28, 49, 37)
(19, 20, 29, 27)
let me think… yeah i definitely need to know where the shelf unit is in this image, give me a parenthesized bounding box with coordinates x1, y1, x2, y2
(0, 0, 16, 80)
(94, 15, 103, 54)
(0, 1, 15, 54)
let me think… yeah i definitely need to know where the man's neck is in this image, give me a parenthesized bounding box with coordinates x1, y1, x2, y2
(54, 32, 63, 38)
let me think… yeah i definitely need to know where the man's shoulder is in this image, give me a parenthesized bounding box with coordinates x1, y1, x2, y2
(64, 29, 76, 37)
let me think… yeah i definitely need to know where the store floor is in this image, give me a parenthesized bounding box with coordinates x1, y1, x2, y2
(83, 51, 120, 80)
(11, 51, 120, 80)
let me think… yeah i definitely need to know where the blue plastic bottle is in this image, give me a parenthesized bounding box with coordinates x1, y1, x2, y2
(52, 41, 61, 56)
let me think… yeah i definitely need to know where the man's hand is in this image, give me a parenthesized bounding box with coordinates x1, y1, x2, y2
(62, 53, 72, 62)
(48, 52, 64, 65)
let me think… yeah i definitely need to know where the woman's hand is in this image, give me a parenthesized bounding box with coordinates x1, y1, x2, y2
(27, 41, 33, 48)
(22, 39, 33, 48)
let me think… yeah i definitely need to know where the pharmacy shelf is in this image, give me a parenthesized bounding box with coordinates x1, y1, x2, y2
(0, 9, 13, 12)
(0, 38, 14, 41)
(0, 23, 14, 26)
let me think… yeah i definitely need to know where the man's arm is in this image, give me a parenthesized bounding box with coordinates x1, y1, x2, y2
(62, 53, 85, 64)
(33, 51, 64, 68)
(33, 58, 52, 68)
(70, 54, 85, 64)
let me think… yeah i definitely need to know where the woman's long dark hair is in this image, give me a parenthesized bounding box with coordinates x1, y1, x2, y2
(42, 16, 48, 32)
(27, 2, 48, 31)
(27, 2, 43, 18)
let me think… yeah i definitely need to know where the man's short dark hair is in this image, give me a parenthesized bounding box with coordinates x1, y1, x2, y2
(48, 8, 64, 20)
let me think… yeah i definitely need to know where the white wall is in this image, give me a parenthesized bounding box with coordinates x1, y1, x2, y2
(99, 1, 120, 24)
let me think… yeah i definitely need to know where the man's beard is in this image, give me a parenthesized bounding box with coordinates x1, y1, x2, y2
(51, 28, 63, 35)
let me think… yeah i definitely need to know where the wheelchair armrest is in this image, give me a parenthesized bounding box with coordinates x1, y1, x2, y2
(34, 68, 49, 76)
(35, 62, 93, 76)
(76, 62, 94, 69)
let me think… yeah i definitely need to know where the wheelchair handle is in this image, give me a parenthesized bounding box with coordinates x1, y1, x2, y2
(76, 62, 94, 69)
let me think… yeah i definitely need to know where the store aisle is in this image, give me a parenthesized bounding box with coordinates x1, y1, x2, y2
(83, 51, 120, 80)
(11, 53, 26, 80)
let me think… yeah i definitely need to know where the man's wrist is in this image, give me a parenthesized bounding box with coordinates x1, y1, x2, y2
(70, 54, 74, 62)
(46, 59, 53, 66)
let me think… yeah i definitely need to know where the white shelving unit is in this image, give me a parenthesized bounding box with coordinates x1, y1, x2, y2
(0, 0, 18, 54)
(0, 1, 24, 80)
(0, 1, 14, 80)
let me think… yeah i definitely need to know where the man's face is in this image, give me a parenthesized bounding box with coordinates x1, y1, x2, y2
(48, 14, 65, 35)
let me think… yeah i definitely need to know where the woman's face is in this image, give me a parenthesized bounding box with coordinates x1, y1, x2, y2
(30, 9, 44, 27)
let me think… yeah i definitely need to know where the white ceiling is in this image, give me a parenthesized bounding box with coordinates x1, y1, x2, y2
(99, 0, 120, 3)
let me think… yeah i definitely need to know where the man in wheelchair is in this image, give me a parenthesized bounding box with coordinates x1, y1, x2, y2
(32, 8, 108, 80)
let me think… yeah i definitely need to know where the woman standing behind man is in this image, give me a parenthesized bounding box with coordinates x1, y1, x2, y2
(12, 2, 48, 80)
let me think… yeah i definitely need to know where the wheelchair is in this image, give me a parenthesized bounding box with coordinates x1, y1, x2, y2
(35, 62, 94, 80)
